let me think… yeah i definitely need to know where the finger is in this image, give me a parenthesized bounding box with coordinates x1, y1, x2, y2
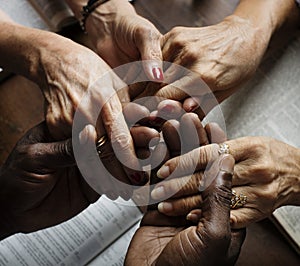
(196, 155, 235, 242)
(151, 172, 202, 201)
(230, 184, 274, 229)
(78, 125, 131, 200)
(133, 83, 163, 113)
(136, 148, 151, 161)
(100, 89, 148, 185)
(162, 119, 181, 157)
(225, 137, 253, 162)
(150, 140, 170, 172)
(156, 143, 220, 179)
(230, 208, 263, 229)
(180, 113, 209, 152)
(19, 122, 52, 145)
(183, 97, 199, 112)
(204, 123, 227, 144)
(157, 195, 203, 216)
(155, 73, 211, 102)
(26, 138, 75, 169)
(227, 228, 247, 265)
(135, 22, 164, 82)
(131, 126, 160, 148)
(156, 100, 184, 120)
(128, 81, 149, 100)
(186, 209, 202, 223)
(122, 102, 150, 125)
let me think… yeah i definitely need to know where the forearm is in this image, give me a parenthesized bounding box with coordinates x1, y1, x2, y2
(231, 0, 299, 40)
(0, 10, 43, 80)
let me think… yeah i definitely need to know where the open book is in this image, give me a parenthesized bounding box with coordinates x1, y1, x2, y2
(0, 196, 142, 265)
(0, 0, 76, 81)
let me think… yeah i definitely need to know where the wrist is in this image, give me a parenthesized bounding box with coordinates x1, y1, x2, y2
(276, 145, 300, 207)
(85, 0, 135, 31)
(0, 22, 44, 81)
(231, 0, 299, 43)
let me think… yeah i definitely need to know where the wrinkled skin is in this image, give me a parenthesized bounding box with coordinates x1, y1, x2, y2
(125, 155, 246, 266)
(125, 114, 246, 265)
(155, 136, 300, 229)
(85, 0, 163, 81)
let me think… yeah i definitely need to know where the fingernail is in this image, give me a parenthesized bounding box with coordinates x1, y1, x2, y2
(79, 128, 88, 145)
(151, 186, 165, 200)
(152, 67, 164, 81)
(158, 202, 173, 213)
(219, 155, 234, 173)
(161, 104, 174, 114)
(157, 165, 170, 179)
(186, 213, 199, 223)
(198, 179, 206, 191)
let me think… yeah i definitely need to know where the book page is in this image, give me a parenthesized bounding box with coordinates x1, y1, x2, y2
(0, 0, 50, 30)
(205, 34, 300, 251)
(273, 206, 300, 253)
(87, 222, 140, 265)
(0, 196, 142, 266)
(28, 0, 76, 31)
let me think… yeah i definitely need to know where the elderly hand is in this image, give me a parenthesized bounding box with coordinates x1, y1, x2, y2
(125, 154, 246, 266)
(0, 20, 149, 185)
(0, 122, 99, 240)
(0, 120, 159, 240)
(155, 136, 300, 229)
(153, 15, 268, 116)
(82, 0, 163, 81)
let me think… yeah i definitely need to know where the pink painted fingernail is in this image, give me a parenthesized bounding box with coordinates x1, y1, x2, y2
(161, 104, 174, 113)
(152, 67, 164, 81)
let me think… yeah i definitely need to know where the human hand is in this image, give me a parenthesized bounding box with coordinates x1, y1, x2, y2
(150, 112, 227, 218)
(3, 24, 149, 185)
(137, 15, 269, 116)
(0, 120, 159, 240)
(0, 122, 99, 240)
(85, 0, 163, 81)
(125, 154, 246, 266)
(155, 136, 300, 228)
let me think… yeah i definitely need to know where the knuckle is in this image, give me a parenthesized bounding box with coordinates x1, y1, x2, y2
(111, 133, 132, 153)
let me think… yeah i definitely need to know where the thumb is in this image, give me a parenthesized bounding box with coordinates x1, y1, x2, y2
(135, 22, 164, 82)
(28, 138, 75, 169)
(196, 154, 234, 244)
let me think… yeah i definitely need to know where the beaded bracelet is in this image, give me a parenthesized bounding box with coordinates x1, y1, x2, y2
(80, 0, 135, 32)
(80, 0, 109, 32)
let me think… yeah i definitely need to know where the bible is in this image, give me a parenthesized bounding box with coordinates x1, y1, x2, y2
(0, 0, 76, 81)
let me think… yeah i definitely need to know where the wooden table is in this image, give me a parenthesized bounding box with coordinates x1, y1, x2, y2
(0, 0, 299, 264)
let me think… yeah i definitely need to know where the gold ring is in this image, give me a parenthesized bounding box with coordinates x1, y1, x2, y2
(218, 143, 230, 155)
(231, 190, 247, 209)
(96, 135, 108, 155)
